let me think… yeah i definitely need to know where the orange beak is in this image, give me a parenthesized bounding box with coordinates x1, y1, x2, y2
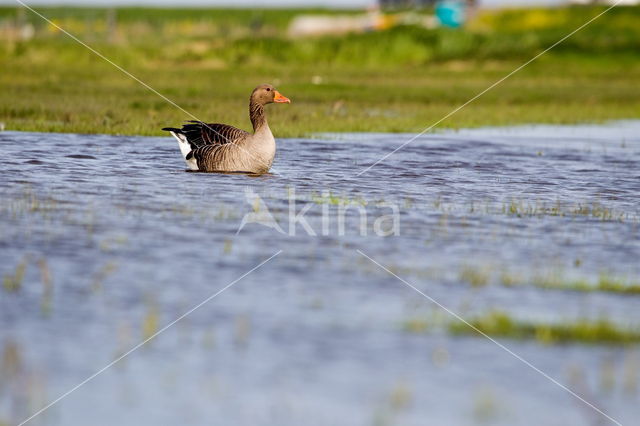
(273, 91, 291, 103)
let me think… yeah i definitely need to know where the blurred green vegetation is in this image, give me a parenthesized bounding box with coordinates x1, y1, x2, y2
(1, 6, 639, 136)
(448, 311, 640, 345)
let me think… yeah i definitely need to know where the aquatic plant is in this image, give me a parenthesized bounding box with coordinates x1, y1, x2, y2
(92, 261, 118, 292)
(597, 273, 640, 294)
(142, 301, 159, 341)
(310, 191, 367, 206)
(449, 311, 640, 345)
(459, 265, 489, 287)
(531, 272, 640, 295)
(499, 199, 631, 222)
(37, 258, 53, 315)
(2, 257, 27, 293)
(455, 263, 640, 295)
(403, 317, 431, 333)
(388, 381, 413, 411)
(472, 387, 499, 423)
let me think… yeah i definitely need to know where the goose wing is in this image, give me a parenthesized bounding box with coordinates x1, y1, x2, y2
(162, 120, 248, 150)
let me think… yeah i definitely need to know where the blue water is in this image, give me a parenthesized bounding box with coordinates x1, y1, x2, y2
(1, 121, 639, 426)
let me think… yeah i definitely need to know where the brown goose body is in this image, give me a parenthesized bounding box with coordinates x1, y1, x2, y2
(162, 84, 290, 174)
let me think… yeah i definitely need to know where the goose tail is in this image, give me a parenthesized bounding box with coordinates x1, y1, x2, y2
(163, 128, 198, 170)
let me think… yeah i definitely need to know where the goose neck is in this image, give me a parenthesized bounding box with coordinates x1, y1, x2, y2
(249, 100, 267, 132)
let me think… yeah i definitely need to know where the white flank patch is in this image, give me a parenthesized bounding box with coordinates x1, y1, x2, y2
(186, 156, 198, 171)
(170, 131, 198, 171)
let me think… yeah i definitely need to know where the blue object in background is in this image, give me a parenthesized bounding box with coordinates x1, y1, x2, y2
(435, 0, 466, 28)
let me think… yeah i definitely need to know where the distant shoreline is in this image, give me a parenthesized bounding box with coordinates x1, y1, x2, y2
(0, 0, 566, 9)
(2, 5, 638, 137)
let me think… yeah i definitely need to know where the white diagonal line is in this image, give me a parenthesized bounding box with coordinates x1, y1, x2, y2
(14, 0, 278, 173)
(356, 249, 622, 426)
(17, 250, 283, 426)
(356, 0, 624, 176)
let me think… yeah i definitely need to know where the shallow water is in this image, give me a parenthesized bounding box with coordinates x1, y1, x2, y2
(1, 121, 639, 426)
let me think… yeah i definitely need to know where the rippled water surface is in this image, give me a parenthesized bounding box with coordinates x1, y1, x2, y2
(1, 122, 640, 426)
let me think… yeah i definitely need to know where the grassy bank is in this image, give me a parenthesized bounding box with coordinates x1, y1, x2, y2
(1, 6, 639, 136)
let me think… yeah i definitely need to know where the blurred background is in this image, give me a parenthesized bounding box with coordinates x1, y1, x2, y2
(0, 0, 639, 136)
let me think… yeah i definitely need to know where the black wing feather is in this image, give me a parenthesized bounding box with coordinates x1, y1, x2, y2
(163, 121, 248, 150)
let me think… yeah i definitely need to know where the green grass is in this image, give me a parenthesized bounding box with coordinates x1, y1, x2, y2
(1, 6, 639, 136)
(447, 311, 640, 345)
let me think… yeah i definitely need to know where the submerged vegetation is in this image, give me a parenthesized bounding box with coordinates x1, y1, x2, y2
(2, 256, 27, 292)
(448, 311, 640, 345)
(501, 200, 631, 222)
(527, 272, 640, 294)
(1, 6, 639, 136)
(460, 265, 640, 295)
(403, 311, 640, 344)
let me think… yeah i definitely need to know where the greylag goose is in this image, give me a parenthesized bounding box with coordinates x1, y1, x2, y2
(162, 84, 290, 173)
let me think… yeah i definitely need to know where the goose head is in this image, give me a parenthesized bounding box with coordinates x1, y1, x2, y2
(251, 84, 291, 105)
